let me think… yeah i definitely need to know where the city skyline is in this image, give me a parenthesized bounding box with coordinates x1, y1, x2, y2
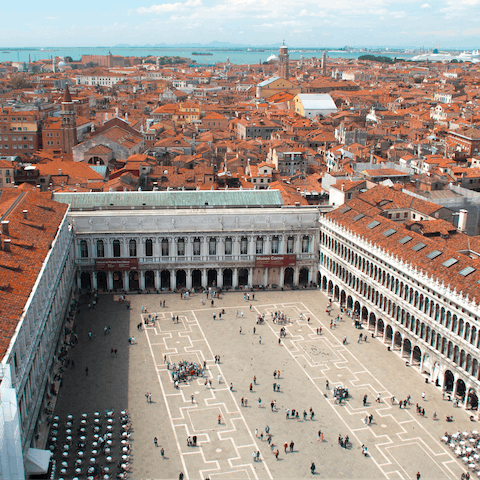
(2, 0, 480, 49)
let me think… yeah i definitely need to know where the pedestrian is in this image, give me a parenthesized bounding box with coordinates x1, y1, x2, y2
(154, 437, 158, 447)
(376, 393, 381, 403)
(318, 430, 322, 441)
(239, 326, 242, 334)
(416, 473, 421, 480)
(249, 383, 253, 391)
(343, 336, 347, 345)
(258, 397, 262, 407)
(161, 447, 165, 459)
(275, 449, 279, 460)
(363, 394, 367, 406)
(114, 348, 117, 357)
(85, 366, 88, 375)
(145, 393, 149, 403)
(253, 326, 256, 334)
(179, 473, 184, 480)
(191, 394, 194, 403)
(326, 380, 329, 389)
(230, 383, 233, 391)
(311, 462, 316, 474)
(218, 374, 222, 384)
(259, 336, 262, 344)
(255, 429, 258, 437)
(284, 442, 288, 453)
(241, 310, 244, 317)
(253, 375, 257, 385)
(241, 397, 244, 406)
(290, 441, 294, 452)
(422, 392, 425, 400)
(218, 414, 221, 424)
(311, 410, 315, 420)
(271, 401, 274, 411)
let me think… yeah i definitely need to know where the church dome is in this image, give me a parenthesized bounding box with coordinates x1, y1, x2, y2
(267, 54, 277, 62)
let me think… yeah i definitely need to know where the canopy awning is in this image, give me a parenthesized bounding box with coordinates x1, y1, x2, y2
(25, 448, 52, 475)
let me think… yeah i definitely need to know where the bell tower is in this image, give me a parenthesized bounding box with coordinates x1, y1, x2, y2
(278, 41, 289, 80)
(61, 85, 77, 154)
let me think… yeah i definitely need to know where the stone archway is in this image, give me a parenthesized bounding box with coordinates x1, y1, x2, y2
(161, 270, 171, 290)
(145, 270, 155, 289)
(467, 389, 479, 410)
(284, 268, 294, 286)
(238, 268, 249, 286)
(129, 271, 139, 290)
(444, 370, 454, 393)
(113, 271, 123, 290)
(340, 290, 346, 308)
(299, 267, 309, 285)
(347, 296, 353, 310)
(223, 269, 232, 288)
(192, 269, 202, 288)
(394, 331, 402, 350)
(455, 378, 466, 402)
(321, 276, 327, 291)
(403, 338, 412, 359)
(176, 270, 186, 289)
(208, 269, 218, 287)
(377, 318, 385, 337)
(368, 312, 376, 331)
(334, 284, 340, 301)
(412, 345, 422, 365)
(96, 271, 107, 291)
(385, 324, 393, 344)
(81, 271, 91, 290)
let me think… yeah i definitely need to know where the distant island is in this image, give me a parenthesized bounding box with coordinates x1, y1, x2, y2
(191, 52, 213, 56)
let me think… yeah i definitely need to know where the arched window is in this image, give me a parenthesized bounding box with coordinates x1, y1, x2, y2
(97, 240, 104, 258)
(129, 239, 137, 257)
(256, 237, 263, 254)
(161, 238, 169, 256)
(80, 240, 88, 258)
(225, 237, 232, 255)
(272, 236, 279, 254)
(145, 239, 153, 257)
(302, 235, 310, 253)
(193, 237, 201, 256)
(209, 237, 217, 256)
(287, 236, 294, 254)
(112, 239, 121, 257)
(177, 238, 185, 256)
(240, 237, 248, 255)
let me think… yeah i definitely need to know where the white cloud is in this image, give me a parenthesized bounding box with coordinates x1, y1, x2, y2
(421, 3, 430, 7)
(137, 0, 202, 14)
(45, 16, 58, 20)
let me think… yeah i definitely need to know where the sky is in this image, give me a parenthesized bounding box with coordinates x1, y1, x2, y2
(1, 0, 479, 49)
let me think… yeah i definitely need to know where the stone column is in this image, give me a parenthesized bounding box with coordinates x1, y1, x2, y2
(410, 348, 414, 365)
(186, 237, 193, 260)
(155, 270, 160, 290)
(202, 268, 207, 288)
(170, 270, 175, 291)
(233, 268, 238, 288)
(249, 267, 253, 287)
(374, 319, 378, 337)
(217, 269, 223, 288)
(186, 269, 192, 290)
(123, 271, 129, 291)
(294, 266, 300, 285)
(280, 235, 286, 254)
(92, 271, 98, 291)
(139, 270, 145, 290)
(279, 267, 285, 287)
(77, 273, 82, 290)
(107, 271, 114, 291)
(263, 268, 268, 287)
(265, 235, 271, 255)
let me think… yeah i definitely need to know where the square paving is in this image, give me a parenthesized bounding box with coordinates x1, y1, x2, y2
(51, 289, 475, 479)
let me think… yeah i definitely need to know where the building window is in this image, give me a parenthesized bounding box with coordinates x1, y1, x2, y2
(240, 236, 248, 255)
(256, 236, 264, 254)
(177, 238, 185, 256)
(193, 238, 201, 256)
(145, 239, 153, 257)
(287, 236, 294, 254)
(302, 235, 310, 253)
(272, 236, 279, 254)
(113, 240, 121, 257)
(161, 238, 169, 256)
(209, 238, 216, 255)
(129, 239, 137, 257)
(225, 237, 232, 255)
(97, 240, 104, 258)
(80, 240, 88, 258)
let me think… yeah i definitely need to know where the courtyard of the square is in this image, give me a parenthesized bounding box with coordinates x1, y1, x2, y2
(51, 288, 475, 480)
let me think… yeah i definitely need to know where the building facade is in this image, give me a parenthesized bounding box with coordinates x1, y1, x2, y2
(0, 189, 75, 479)
(319, 192, 480, 411)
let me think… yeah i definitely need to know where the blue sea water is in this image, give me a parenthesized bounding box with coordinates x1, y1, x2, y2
(0, 47, 415, 65)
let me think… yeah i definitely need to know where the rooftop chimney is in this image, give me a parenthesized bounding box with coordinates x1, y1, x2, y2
(58, 169, 62, 176)
(3, 238, 11, 252)
(458, 209, 468, 232)
(1, 221, 9, 235)
(23, 209, 28, 219)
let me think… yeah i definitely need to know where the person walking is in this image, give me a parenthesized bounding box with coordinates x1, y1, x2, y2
(154, 437, 158, 447)
(311, 462, 316, 474)
(161, 447, 165, 459)
(218, 414, 221, 425)
(290, 441, 294, 452)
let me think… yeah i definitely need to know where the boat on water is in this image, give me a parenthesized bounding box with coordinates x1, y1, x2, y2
(2, 51, 9, 54)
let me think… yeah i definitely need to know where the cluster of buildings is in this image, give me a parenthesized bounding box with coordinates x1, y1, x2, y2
(2, 44, 480, 478)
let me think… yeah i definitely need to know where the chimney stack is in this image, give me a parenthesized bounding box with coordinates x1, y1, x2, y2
(1, 221, 9, 235)
(58, 169, 62, 176)
(458, 209, 468, 232)
(3, 238, 11, 252)
(23, 210, 28, 220)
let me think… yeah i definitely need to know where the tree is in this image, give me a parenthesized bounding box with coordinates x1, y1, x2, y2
(9, 75, 31, 89)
